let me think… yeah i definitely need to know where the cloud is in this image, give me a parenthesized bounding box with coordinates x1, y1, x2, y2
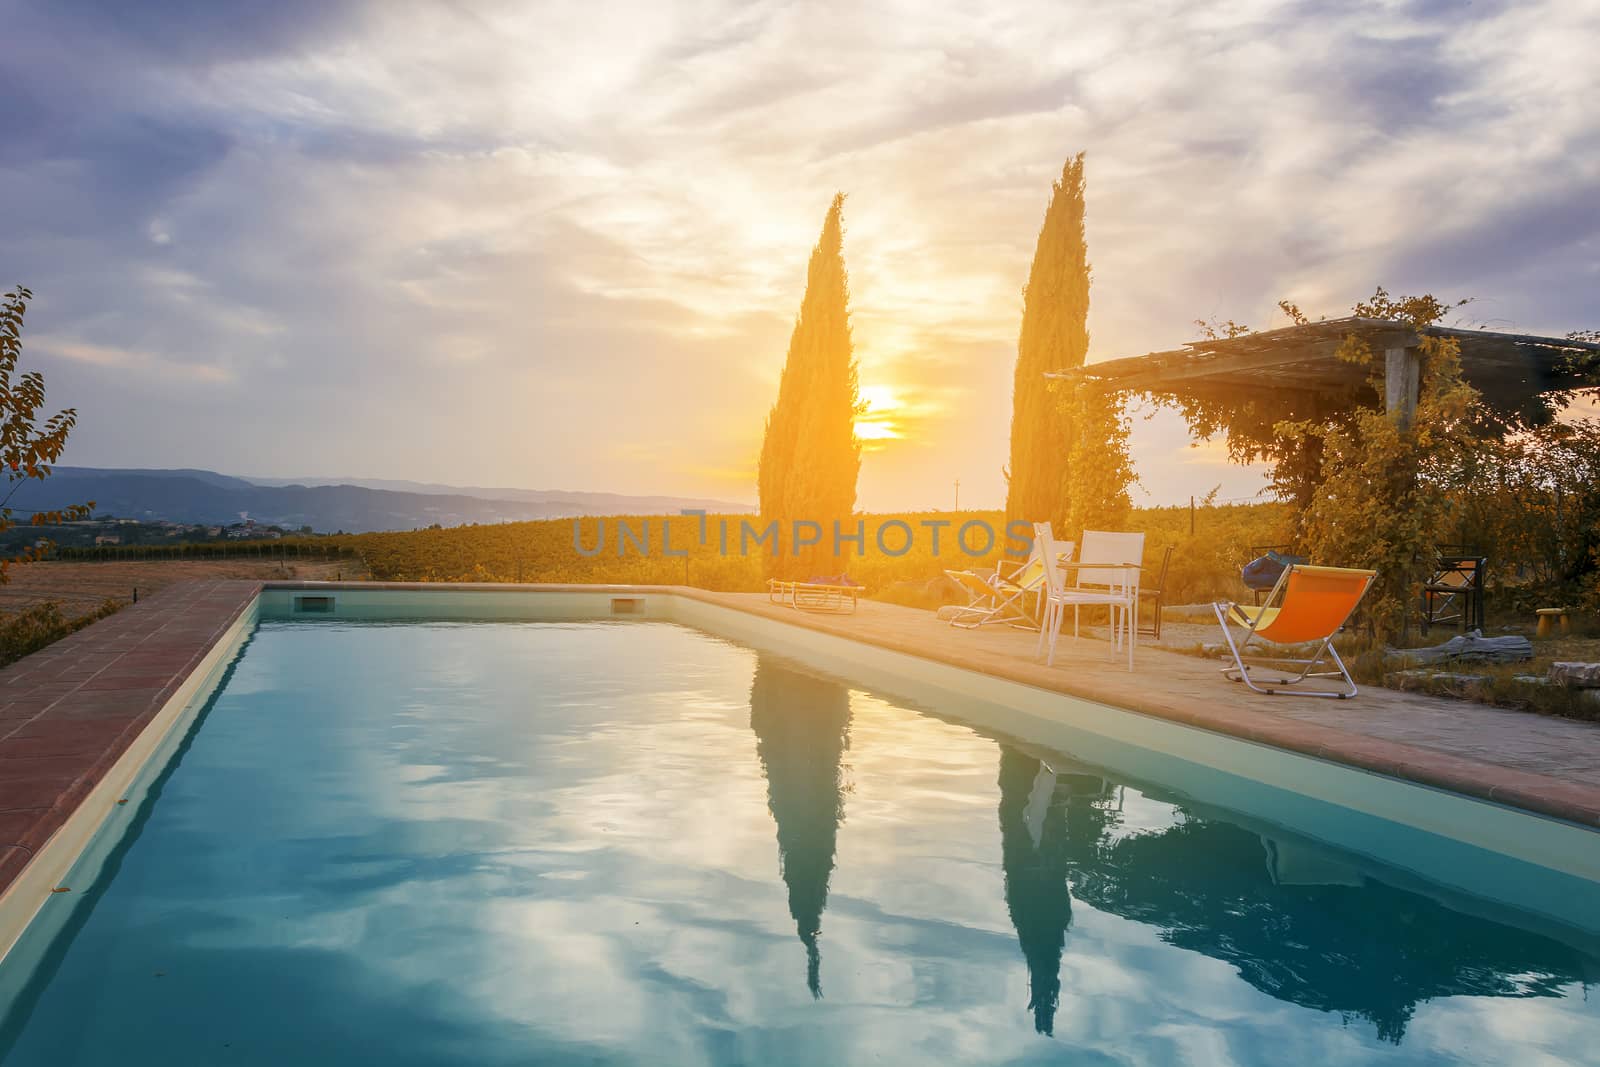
(32, 336, 234, 384)
(3, 0, 1597, 508)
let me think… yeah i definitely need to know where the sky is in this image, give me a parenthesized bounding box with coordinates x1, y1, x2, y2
(3, 0, 1597, 511)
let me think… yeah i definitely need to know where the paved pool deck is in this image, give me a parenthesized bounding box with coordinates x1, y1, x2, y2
(0, 580, 1596, 899)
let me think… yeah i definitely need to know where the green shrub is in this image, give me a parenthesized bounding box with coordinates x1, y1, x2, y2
(0, 599, 122, 668)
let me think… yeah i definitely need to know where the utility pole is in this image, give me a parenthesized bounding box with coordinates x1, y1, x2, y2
(953, 479, 960, 513)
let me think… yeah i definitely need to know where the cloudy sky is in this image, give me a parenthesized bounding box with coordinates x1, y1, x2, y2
(4, 0, 1597, 510)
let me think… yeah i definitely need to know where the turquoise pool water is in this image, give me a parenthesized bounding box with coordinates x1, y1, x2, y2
(0, 618, 1596, 1065)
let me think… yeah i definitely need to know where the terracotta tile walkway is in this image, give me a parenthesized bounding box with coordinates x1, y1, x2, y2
(0, 581, 261, 893)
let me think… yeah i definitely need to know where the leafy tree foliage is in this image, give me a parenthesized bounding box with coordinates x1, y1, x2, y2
(757, 195, 862, 579)
(1558, 328, 1600, 392)
(1181, 290, 1488, 637)
(1007, 154, 1091, 529)
(1050, 377, 1134, 541)
(1178, 290, 1475, 514)
(1450, 416, 1600, 612)
(0, 286, 91, 581)
(1292, 325, 1480, 637)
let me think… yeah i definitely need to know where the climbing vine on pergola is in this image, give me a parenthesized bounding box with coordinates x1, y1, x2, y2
(1056, 290, 1600, 638)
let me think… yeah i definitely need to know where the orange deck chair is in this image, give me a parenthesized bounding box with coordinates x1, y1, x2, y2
(1212, 564, 1377, 699)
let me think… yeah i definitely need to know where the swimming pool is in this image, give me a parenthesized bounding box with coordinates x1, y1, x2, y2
(0, 594, 1595, 1064)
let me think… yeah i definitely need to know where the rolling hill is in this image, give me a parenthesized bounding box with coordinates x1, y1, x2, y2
(15, 468, 753, 533)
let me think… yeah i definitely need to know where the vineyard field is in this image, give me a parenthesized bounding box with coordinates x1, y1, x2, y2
(316, 504, 1288, 604)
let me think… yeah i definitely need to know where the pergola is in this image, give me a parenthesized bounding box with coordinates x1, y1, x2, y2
(1054, 318, 1600, 430)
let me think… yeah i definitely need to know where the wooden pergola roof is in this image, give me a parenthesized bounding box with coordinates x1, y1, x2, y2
(1058, 317, 1600, 421)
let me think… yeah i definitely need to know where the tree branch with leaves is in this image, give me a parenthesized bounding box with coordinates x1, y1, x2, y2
(0, 286, 92, 582)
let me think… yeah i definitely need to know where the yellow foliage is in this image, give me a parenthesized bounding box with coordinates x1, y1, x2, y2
(1, 286, 91, 583)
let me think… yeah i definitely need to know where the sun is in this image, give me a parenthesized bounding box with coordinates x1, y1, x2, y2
(857, 384, 903, 442)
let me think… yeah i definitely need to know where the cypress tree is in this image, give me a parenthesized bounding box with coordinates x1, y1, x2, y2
(757, 194, 861, 580)
(1006, 154, 1090, 531)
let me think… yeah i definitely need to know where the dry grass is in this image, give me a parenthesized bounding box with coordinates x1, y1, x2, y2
(0, 558, 369, 620)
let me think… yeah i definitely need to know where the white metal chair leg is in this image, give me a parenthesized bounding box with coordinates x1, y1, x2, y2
(1126, 604, 1135, 671)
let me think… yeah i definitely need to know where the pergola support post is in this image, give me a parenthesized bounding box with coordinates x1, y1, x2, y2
(1385, 346, 1421, 430)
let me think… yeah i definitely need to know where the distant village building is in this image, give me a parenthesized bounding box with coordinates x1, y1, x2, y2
(94, 534, 121, 546)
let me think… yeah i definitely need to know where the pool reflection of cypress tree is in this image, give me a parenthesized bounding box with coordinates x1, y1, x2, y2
(749, 656, 853, 999)
(997, 746, 1103, 1036)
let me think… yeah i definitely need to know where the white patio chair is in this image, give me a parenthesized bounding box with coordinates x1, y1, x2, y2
(1037, 530, 1143, 671)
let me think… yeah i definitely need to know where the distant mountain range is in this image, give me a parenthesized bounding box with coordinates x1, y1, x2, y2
(13, 468, 753, 534)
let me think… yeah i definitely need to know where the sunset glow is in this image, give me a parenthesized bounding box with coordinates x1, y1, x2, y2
(856, 384, 904, 444)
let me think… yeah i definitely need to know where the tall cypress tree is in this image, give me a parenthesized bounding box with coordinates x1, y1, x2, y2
(1006, 154, 1090, 531)
(757, 194, 861, 580)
